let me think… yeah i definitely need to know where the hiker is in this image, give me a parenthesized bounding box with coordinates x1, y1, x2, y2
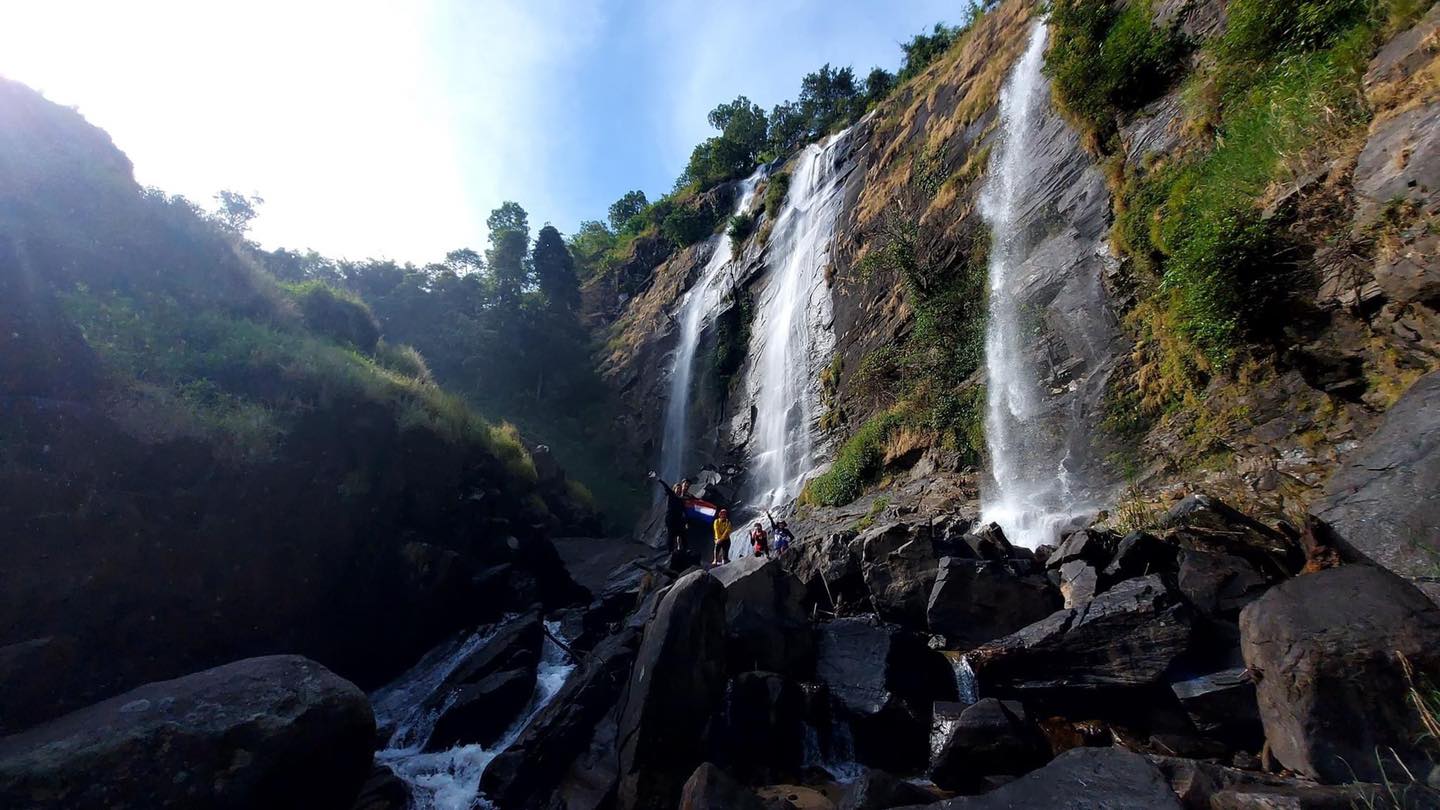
(648, 471, 690, 554)
(767, 510, 794, 554)
(750, 522, 769, 558)
(713, 509, 733, 566)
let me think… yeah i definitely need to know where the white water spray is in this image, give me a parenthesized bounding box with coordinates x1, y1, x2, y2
(748, 130, 853, 506)
(373, 620, 576, 810)
(660, 173, 763, 481)
(979, 21, 1093, 548)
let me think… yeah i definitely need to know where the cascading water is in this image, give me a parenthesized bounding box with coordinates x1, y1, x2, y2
(372, 619, 576, 810)
(979, 21, 1098, 547)
(747, 129, 853, 507)
(659, 172, 763, 481)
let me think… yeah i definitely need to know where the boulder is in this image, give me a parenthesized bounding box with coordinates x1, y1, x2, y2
(1102, 532, 1177, 585)
(926, 559, 1062, 648)
(715, 672, 806, 783)
(816, 617, 955, 773)
(1312, 371, 1440, 578)
(784, 531, 866, 611)
(1160, 495, 1299, 580)
(1046, 530, 1115, 571)
(425, 667, 535, 750)
(1176, 551, 1269, 617)
(617, 570, 728, 810)
(927, 698, 1049, 792)
(1241, 564, 1440, 784)
(1145, 756, 1419, 810)
(963, 522, 1014, 561)
(678, 762, 767, 810)
(1168, 668, 1262, 751)
(350, 766, 408, 810)
(0, 656, 373, 810)
(840, 768, 937, 810)
(862, 529, 940, 629)
(969, 576, 1192, 692)
(711, 556, 816, 676)
(1059, 560, 1100, 608)
(894, 747, 1182, 809)
(481, 626, 642, 809)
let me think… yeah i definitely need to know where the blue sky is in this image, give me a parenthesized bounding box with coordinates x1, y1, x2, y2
(1, 0, 958, 263)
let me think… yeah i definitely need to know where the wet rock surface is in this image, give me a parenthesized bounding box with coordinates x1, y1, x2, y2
(926, 558, 1061, 648)
(897, 748, 1183, 809)
(0, 656, 374, 810)
(927, 698, 1048, 792)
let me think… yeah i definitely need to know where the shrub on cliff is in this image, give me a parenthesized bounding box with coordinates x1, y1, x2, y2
(285, 280, 381, 354)
(801, 411, 901, 507)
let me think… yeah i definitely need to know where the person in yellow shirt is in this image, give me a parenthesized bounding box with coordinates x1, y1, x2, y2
(712, 509, 733, 566)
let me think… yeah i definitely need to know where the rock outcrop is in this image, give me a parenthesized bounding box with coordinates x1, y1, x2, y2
(1240, 564, 1440, 783)
(0, 656, 373, 810)
(617, 570, 728, 810)
(926, 558, 1061, 648)
(896, 748, 1183, 810)
(927, 698, 1049, 792)
(678, 762, 767, 810)
(710, 556, 815, 676)
(1312, 371, 1440, 578)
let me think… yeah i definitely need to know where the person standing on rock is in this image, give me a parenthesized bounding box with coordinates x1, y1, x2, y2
(767, 511, 794, 554)
(712, 509, 733, 566)
(750, 521, 769, 558)
(648, 471, 690, 554)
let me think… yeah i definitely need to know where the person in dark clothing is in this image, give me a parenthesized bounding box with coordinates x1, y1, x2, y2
(766, 510, 795, 554)
(649, 471, 690, 554)
(749, 522, 769, 558)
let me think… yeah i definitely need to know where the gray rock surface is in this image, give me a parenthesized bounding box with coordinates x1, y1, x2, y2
(1240, 564, 1440, 783)
(677, 762, 767, 810)
(1312, 371, 1440, 578)
(617, 571, 728, 810)
(896, 747, 1182, 809)
(926, 558, 1061, 648)
(711, 555, 815, 675)
(0, 655, 374, 810)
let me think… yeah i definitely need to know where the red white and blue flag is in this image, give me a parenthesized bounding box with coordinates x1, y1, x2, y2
(685, 498, 719, 522)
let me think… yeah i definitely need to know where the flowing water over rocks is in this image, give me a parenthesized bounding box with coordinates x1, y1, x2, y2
(746, 129, 857, 507)
(661, 173, 764, 481)
(373, 619, 575, 810)
(979, 20, 1123, 547)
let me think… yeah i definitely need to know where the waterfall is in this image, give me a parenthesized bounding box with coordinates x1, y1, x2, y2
(372, 619, 576, 810)
(748, 130, 853, 506)
(979, 21, 1096, 548)
(660, 172, 763, 481)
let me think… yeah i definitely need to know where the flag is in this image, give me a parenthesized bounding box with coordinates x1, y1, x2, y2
(684, 497, 719, 522)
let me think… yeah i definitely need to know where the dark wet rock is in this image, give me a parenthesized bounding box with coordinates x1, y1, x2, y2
(1149, 756, 1369, 810)
(1160, 495, 1299, 580)
(1240, 564, 1440, 783)
(863, 530, 941, 629)
(969, 576, 1192, 691)
(425, 667, 534, 751)
(1176, 551, 1269, 618)
(712, 556, 816, 676)
(1102, 532, 1177, 585)
(840, 767, 937, 810)
(816, 617, 955, 773)
(895, 747, 1182, 809)
(963, 522, 1013, 561)
(617, 570, 728, 810)
(1168, 668, 1262, 751)
(1209, 782, 1437, 809)
(926, 558, 1062, 648)
(927, 698, 1049, 792)
(0, 655, 373, 810)
(715, 672, 806, 784)
(1312, 371, 1440, 578)
(1046, 530, 1116, 571)
(1059, 560, 1101, 608)
(350, 765, 408, 810)
(678, 762, 767, 810)
(784, 531, 866, 611)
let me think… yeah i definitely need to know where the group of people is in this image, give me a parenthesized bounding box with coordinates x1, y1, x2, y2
(650, 472, 795, 567)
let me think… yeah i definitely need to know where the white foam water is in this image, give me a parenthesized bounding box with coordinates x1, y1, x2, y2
(373, 619, 576, 810)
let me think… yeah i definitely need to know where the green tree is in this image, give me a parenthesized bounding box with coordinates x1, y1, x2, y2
(212, 190, 263, 236)
(443, 248, 484, 275)
(486, 201, 532, 308)
(684, 96, 770, 189)
(567, 220, 616, 278)
(898, 23, 963, 83)
(533, 225, 580, 312)
(607, 191, 648, 232)
(862, 67, 897, 107)
(767, 101, 809, 158)
(798, 64, 861, 138)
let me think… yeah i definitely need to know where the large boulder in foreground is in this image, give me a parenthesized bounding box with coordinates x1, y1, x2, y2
(926, 558, 1061, 648)
(710, 555, 815, 676)
(969, 576, 1192, 692)
(1312, 370, 1440, 578)
(816, 617, 956, 773)
(896, 747, 1183, 809)
(677, 762, 766, 810)
(617, 570, 728, 810)
(0, 655, 373, 810)
(927, 698, 1049, 792)
(1240, 564, 1440, 783)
